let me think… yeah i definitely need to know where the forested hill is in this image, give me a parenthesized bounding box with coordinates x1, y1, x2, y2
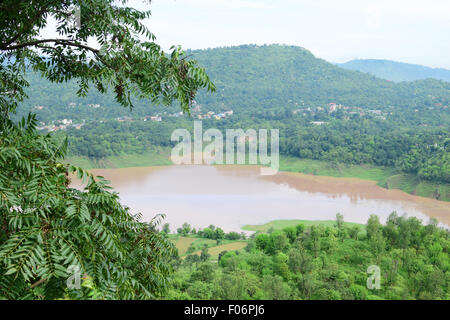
(337, 59, 450, 83)
(189, 45, 449, 112)
(15, 44, 450, 121)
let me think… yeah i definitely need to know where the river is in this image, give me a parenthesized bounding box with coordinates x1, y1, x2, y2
(71, 165, 450, 232)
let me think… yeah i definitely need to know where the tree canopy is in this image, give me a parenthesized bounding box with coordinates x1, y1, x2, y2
(168, 215, 450, 300)
(0, 0, 214, 115)
(0, 0, 213, 299)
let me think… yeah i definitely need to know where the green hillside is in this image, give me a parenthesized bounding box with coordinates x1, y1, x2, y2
(13, 44, 450, 123)
(191, 45, 450, 112)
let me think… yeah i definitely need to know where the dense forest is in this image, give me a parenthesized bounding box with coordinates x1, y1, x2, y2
(165, 214, 450, 300)
(190, 45, 450, 111)
(14, 45, 450, 119)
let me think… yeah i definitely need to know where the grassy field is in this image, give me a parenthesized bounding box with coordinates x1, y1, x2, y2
(169, 234, 248, 261)
(242, 219, 365, 232)
(188, 242, 248, 260)
(170, 236, 197, 255)
(242, 219, 367, 240)
(384, 174, 450, 201)
(280, 156, 397, 183)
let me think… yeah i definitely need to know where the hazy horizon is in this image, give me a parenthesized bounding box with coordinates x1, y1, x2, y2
(144, 0, 450, 69)
(40, 0, 450, 69)
(170, 43, 450, 71)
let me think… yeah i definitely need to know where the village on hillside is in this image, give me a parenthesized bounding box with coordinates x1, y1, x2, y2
(35, 101, 235, 132)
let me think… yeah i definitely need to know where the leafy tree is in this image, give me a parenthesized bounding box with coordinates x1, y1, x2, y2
(217, 272, 247, 300)
(162, 223, 170, 234)
(200, 245, 210, 262)
(273, 252, 290, 280)
(0, 0, 213, 299)
(190, 263, 215, 283)
(367, 215, 383, 241)
(218, 250, 228, 263)
(367, 215, 386, 259)
(225, 232, 241, 240)
(282, 226, 297, 243)
(288, 247, 313, 275)
(214, 227, 225, 240)
(177, 222, 191, 237)
(270, 231, 290, 253)
(335, 213, 344, 229)
(0, 116, 177, 299)
(186, 281, 215, 300)
(200, 227, 214, 239)
(262, 275, 291, 300)
(254, 233, 271, 253)
(348, 225, 361, 240)
(184, 254, 201, 264)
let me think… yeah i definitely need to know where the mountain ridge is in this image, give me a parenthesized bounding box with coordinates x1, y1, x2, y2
(14, 44, 450, 122)
(337, 58, 450, 82)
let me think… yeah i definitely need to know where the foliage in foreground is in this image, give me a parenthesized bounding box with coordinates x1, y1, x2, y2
(0, 0, 213, 299)
(166, 214, 450, 300)
(0, 116, 176, 299)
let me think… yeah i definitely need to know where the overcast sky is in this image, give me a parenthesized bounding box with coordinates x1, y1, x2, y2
(127, 0, 450, 69)
(42, 0, 450, 69)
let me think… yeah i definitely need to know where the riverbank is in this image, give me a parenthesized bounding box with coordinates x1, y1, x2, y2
(65, 152, 449, 202)
(65, 147, 172, 169)
(279, 156, 449, 202)
(71, 164, 450, 227)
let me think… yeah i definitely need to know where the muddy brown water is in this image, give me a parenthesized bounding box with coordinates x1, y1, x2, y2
(70, 165, 450, 232)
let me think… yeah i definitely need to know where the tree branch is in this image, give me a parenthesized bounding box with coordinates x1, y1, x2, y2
(0, 39, 99, 53)
(30, 278, 47, 289)
(35, 42, 116, 71)
(1, 0, 60, 48)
